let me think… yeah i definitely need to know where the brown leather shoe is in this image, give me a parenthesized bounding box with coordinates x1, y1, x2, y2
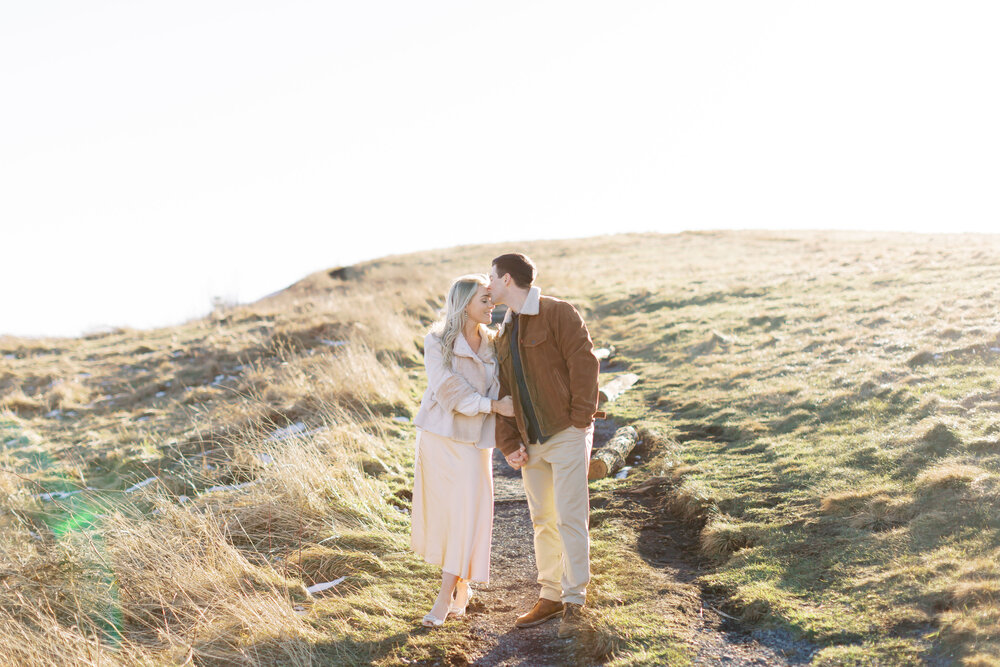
(557, 603, 586, 638)
(514, 598, 564, 628)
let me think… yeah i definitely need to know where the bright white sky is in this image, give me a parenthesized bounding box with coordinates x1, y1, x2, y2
(2, 2, 998, 338)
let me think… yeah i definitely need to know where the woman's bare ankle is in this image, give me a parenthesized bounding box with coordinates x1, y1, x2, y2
(429, 592, 452, 619)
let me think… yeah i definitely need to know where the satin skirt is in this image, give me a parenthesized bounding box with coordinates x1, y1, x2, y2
(410, 428, 494, 584)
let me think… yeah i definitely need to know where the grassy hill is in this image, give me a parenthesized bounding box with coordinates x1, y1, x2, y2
(1, 231, 999, 665)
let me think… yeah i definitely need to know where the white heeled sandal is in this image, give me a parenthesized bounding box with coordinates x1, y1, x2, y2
(421, 613, 446, 627)
(449, 581, 474, 616)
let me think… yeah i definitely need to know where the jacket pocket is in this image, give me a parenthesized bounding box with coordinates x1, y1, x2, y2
(521, 329, 548, 348)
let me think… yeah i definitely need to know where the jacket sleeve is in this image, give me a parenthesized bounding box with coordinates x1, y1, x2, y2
(495, 366, 522, 456)
(553, 301, 600, 427)
(424, 334, 492, 416)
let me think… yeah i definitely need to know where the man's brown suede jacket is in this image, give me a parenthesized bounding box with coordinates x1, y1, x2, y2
(495, 287, 601, 456)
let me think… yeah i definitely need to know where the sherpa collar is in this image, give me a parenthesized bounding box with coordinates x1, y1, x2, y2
(453, 323, 493, 360)
(502, 286, 541, 325)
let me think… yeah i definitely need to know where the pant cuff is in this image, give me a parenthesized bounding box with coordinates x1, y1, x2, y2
(562, 594, 586, 606)
(540, 588, 562, 603)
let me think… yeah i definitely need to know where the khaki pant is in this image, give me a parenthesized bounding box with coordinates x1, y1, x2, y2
(521, 424, 593, 606)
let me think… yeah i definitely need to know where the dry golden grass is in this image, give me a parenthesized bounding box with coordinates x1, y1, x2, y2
(4, 230, 1000, 664)
(819, 485, 897, 515)
(915, 461, 990, 490)
(0, 278, 423, 664)
(846, 493, 914, 532)
(664, 478, 717, 527)
(700, 518, 752, 559)
(0, 388, 45, 415)
(0, 404, 411, 665)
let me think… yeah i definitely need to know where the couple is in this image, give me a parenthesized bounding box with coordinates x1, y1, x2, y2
(410, 252, 601, 638)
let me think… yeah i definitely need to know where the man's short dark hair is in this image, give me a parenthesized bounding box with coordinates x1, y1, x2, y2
(492, 253, 536, 289)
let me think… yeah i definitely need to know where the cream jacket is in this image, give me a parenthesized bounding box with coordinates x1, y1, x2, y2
(414, 324, 500, 449)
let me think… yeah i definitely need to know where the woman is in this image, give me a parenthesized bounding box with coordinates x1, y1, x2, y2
(411, 274, 515, 627)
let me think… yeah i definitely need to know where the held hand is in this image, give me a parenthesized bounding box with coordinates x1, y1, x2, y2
(492, 396, 515, 417)
(504, 445, 528, 470)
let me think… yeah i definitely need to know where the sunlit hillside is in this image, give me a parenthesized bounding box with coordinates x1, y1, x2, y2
(2, 231, 999, 665)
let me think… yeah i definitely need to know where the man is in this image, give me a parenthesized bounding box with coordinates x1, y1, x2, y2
(487, 252, 601, 639)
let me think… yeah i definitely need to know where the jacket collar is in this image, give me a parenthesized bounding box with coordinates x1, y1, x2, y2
(502, 286, 541, 325)
(453, 323, 492, 360)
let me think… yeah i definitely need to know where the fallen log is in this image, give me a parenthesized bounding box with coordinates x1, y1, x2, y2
(598, 373, 639, 405)
(588, 425, 639, 480)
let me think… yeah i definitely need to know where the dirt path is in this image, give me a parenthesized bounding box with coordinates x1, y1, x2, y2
(456, 422, 818, 666)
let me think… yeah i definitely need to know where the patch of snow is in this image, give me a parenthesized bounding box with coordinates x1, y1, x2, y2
(125, 477, 158, 493)
(306, 577, 346, 594)
(178, 495, 191, 504)
(392, 416, 410, 424)
(35, 488, 94, 501)
(266, 421, 307, 441)
(254, 453, 275, 465)
(320, 339, 348, 348)
(3, 354, 16, 360)
(614, 466, 633, 480)
(36, 490, 78, 501)
(212, 374, 226, 384)
(155, 391, 166, 398)
(202, 481, 256, 494)
(45, 410, 62, 418)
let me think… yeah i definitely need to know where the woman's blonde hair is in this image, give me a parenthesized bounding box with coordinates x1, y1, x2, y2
(431, 274, 491, 369)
